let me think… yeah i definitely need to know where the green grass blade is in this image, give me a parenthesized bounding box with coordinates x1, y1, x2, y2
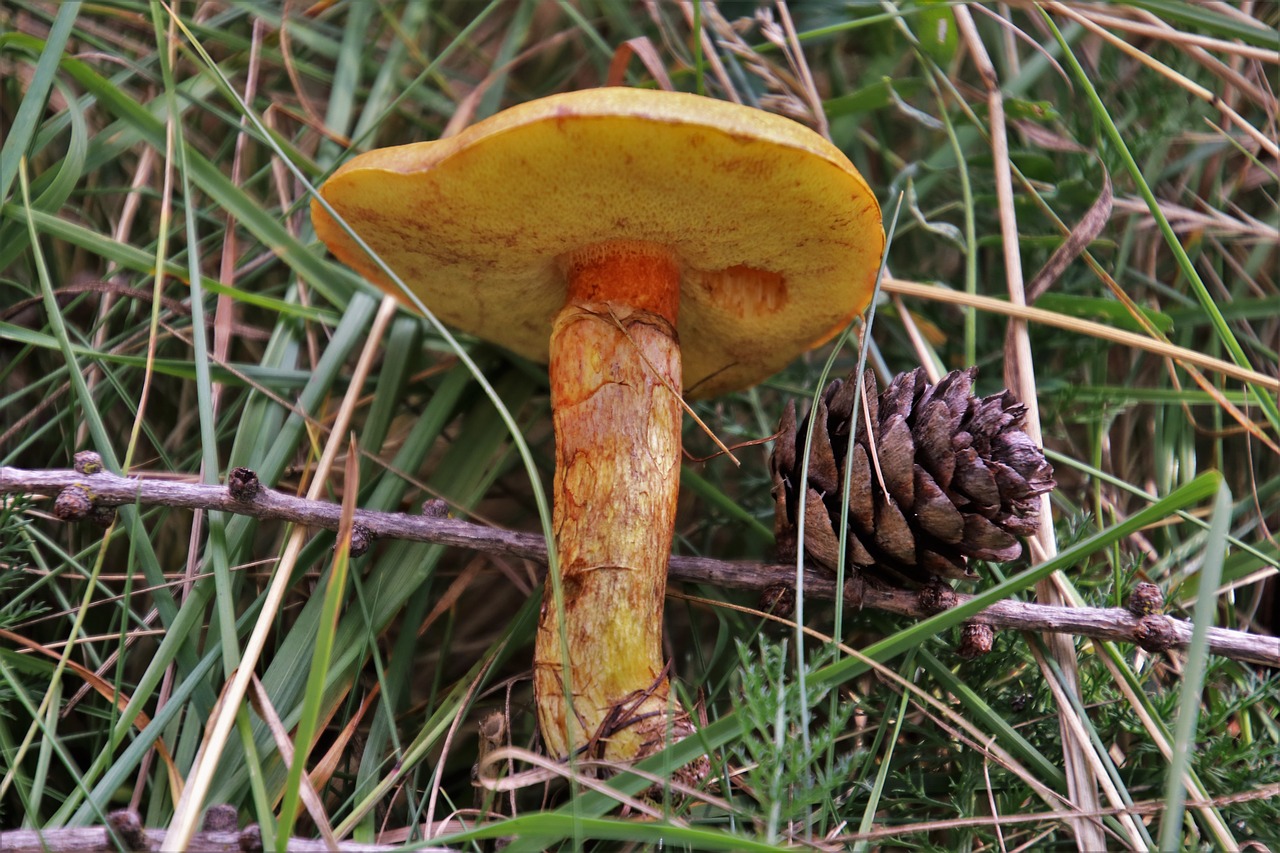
(1159, 482, 1234, 850)
(852, 654, 914, 853)
(275, 526, 351, 850)
(503, 473, 1225, 849)
(1040, 9, 1280, 436)
(0, 2, 81, 202)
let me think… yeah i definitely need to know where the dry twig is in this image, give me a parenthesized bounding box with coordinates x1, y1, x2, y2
(2, 465, 1276, 668)
(0, 807, 426, 853)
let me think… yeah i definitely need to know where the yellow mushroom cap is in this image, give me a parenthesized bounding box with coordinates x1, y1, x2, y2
(312, 87, 884, 398)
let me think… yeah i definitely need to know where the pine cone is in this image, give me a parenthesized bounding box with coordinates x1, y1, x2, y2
(770, 367, 1055, 586)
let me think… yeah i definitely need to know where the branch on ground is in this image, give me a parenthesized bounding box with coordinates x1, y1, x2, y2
(0, 806, 414, 853)
(1, 464, 1276, 667)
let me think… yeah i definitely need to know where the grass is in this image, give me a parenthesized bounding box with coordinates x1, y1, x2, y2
(1, 1, 1277, 849)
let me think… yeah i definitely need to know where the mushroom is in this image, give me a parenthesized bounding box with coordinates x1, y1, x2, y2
(311, 87, 883, 765)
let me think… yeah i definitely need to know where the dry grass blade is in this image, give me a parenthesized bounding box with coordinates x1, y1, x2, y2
(246, 676, 341, 850)
(952, 6, 1109, 849)
(166, 296, 401, 847)
(699, 3, 812, 123)
(311, 687, 381, 800)
(474, 746, 672, 820)
(835, 780, 1280, 845)
(0, 627, 184, 805)
(422, 555, 491, 837)
(442, 28, 584, 138)
(1093, 645, 1238, 846)
(884, 276, 1280, 455)
(1046, 2, 1278, 160)
(882, 278, 1279, 393)
(606, 36, 675, 90)
(1074, 6, 1280, 65)
(1025, 638, 1145, 845)
(678, 2, 741, 101)
(2, 1, 1275, 846)
(1082, 5, 1277, 109)
(1111, 195, 1279, 242)
(1025, 170, 1113, 303)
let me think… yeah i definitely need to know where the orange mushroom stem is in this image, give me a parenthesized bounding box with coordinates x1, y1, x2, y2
(536, 241, 684, 760)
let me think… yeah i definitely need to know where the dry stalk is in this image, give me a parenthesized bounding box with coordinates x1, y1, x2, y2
(2, 465, 1276, 668)
(0, 807, 428, 853)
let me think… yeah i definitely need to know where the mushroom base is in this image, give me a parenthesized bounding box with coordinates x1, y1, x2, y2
(535, 299, 685, 764)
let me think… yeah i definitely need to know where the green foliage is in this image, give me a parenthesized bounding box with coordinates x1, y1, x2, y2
(0, 0, 1276, 848)
(0, 495, 49, 634)
(730, 638, 856, 840)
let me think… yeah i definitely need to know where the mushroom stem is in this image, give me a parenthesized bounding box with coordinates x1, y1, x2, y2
(535, 241, 685, 762)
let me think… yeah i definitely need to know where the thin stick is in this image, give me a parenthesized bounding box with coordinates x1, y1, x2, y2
(2, 466, 1276, 668)
(0, 810, 410, 853)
